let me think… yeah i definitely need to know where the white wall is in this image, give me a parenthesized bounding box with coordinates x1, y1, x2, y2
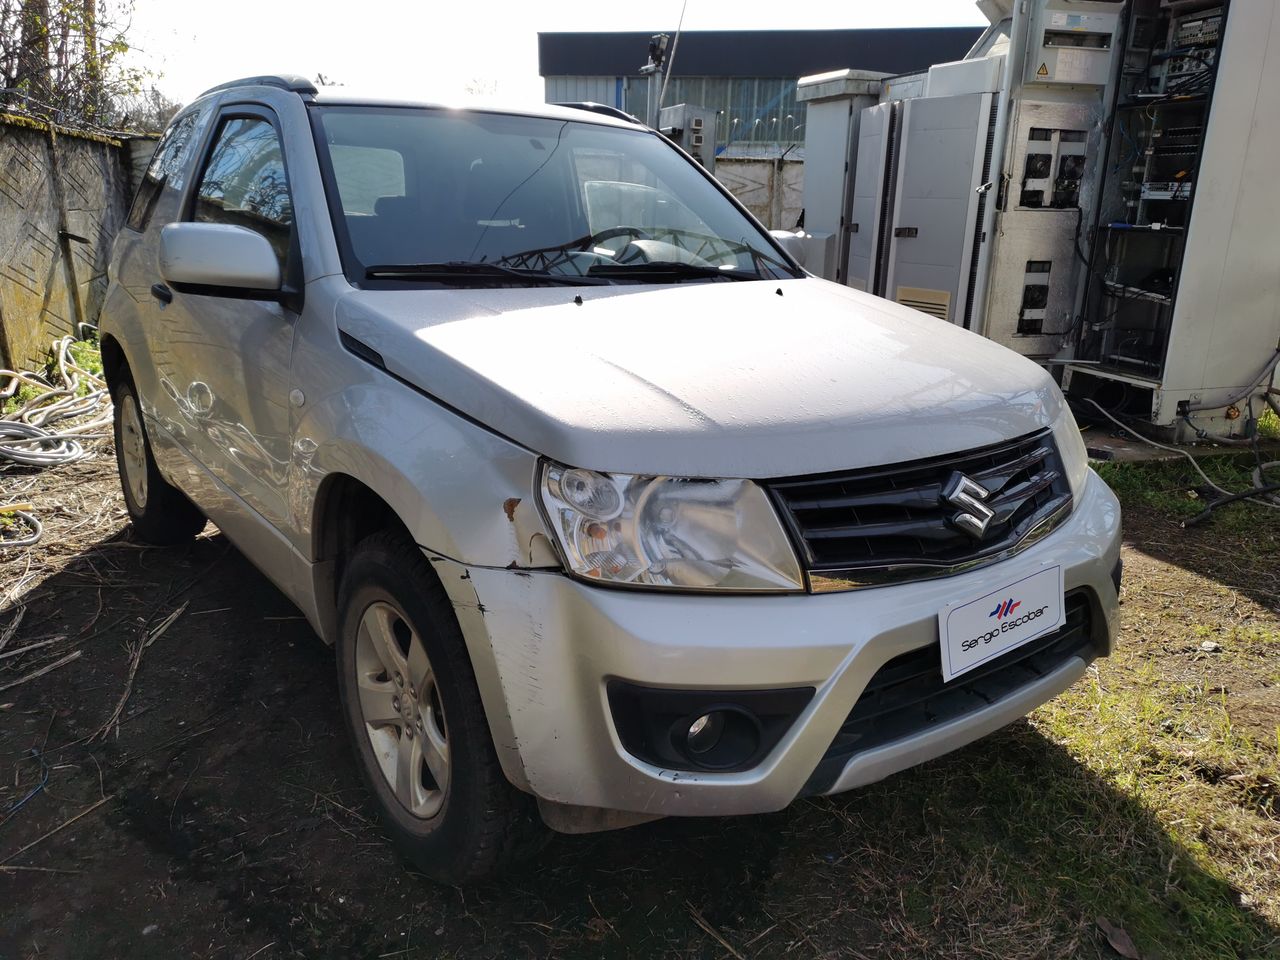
(715, 158, 804, 231)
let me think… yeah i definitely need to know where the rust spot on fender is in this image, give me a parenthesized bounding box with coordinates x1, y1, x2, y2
(503, 497, 520, 522)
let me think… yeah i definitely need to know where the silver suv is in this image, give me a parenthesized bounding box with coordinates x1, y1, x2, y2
(100, 75, 1122, 882)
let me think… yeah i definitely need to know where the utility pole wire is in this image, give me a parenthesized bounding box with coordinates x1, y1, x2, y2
(657, 0, 689, 114)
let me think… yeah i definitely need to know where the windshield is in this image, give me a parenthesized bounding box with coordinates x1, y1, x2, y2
(310, 106, 799, 286)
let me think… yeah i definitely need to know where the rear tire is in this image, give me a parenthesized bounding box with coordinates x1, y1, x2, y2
(111, 378, 206, 545)
(335, 531, 544, 883)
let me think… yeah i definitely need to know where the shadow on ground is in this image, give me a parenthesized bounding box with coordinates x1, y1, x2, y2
(1, 529, 1276, 959)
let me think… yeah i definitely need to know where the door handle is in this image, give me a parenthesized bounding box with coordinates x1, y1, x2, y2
(150, 283, 173, 304)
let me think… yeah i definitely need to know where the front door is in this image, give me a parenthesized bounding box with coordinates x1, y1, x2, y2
(157, 105, 297, 532)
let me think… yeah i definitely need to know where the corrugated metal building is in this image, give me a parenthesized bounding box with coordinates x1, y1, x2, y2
(539, 28, 983, 151)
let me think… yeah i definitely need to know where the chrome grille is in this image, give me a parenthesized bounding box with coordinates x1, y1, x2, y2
(767, 429, 1072, 591)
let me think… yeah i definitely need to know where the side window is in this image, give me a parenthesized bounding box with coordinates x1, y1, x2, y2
(192, 116, 294, 268)
(126, 105, 208, 232)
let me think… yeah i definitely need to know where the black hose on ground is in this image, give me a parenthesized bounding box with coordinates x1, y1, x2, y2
(1182, 482, 1280, 528)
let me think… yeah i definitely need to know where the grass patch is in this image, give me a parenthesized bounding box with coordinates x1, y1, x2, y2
(1260, 408, 1280, 442)
(1030, 663, 1280, 956)
(782, 687, 1280, 960)
(1024, 452, 1280, 957)
(68, 337, 104, 398)
(1096, 453, 1280, 541)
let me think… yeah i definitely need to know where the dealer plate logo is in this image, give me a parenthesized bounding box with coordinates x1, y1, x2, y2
(990, 597, 1022, 620)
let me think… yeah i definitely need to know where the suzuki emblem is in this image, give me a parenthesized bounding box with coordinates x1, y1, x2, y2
(943, 472, 995, 540)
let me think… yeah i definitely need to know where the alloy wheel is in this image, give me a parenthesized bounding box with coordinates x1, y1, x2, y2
(354, 601, 450, 818)
(119, 392, 149, 509)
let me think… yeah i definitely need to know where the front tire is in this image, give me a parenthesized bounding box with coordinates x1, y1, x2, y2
(335, 532, 542, 883)
(111, 378, 205, 545)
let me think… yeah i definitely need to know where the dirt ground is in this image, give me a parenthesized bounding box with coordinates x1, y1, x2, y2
(1, 443, 1278, 960)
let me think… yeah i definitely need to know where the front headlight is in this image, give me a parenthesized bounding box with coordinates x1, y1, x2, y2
(1050, 397, 1089, 501)
(539, 461, 804, 591)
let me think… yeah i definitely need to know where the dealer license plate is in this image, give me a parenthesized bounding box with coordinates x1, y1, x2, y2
(938, 565, 1065, 682)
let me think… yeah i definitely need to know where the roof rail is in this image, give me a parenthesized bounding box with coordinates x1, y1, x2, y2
(197, 74, 318, 99)
(553, 101, 643, 125)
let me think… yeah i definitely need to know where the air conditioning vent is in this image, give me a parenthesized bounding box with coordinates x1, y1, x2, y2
(691, 133, 704, 147)
(691, 116, 704, 129)
(895, 286, 951, 322)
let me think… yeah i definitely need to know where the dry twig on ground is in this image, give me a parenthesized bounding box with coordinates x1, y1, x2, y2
(94, 601, 189, 741)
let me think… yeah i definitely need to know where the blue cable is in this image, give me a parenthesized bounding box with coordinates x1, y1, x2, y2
(0, 748, 49, 824)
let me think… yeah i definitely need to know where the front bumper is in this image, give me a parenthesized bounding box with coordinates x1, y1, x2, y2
(448, 469, 1121, 818)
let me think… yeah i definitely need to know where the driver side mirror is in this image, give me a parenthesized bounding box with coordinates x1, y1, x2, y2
(159, 222, 282, 298)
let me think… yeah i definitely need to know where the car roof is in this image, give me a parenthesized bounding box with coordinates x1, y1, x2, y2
(313, 90, 642, 127)
(196, 74, 643, 130)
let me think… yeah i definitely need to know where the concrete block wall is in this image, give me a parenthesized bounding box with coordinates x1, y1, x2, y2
(714, 157, 804, 232)
(0, 115, 133, 371)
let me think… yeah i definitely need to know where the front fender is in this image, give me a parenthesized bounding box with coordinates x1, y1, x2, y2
(290, 371, 559, 570)
(289, 335, 557, 793)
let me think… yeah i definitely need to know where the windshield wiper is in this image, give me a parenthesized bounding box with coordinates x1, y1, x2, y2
(364, 262, 606, 286)
(586, 261, 760, 282)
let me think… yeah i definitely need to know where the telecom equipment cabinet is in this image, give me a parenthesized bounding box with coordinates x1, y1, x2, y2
(793, 70, 887, 284)
(659, 103, 718, 174)
(1062, 0, 1280, 438)
(810, 0, 1280, 439)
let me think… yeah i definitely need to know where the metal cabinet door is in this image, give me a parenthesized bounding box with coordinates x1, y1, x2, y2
(884, 93, 994, 326)
(847, 101, 899, 294)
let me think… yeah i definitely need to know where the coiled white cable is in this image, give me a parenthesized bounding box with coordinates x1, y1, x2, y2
(0, 421, 86, 467)
(0, 510, 42, 548)
(0, 336, 109, 467)
(1, 337, 111, 547)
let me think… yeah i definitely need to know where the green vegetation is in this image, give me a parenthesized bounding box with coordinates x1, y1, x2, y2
(68, 337, 104, 398)
(1030, 455, 1280, 957)
(1260, 407, 1280, 442)
(1, 337, 104, 414)
(68, 337, 104, 379)
(1030, 650, 1280, 956)
(1, 381, 44, 417)
(1096, 451, 1280, 541)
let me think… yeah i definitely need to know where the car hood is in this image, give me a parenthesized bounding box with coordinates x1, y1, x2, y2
(333, 278, 1064, 478)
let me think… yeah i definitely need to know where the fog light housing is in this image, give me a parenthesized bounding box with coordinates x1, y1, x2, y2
(673, 706, 760, 770)
(606, 682, 814, 773)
